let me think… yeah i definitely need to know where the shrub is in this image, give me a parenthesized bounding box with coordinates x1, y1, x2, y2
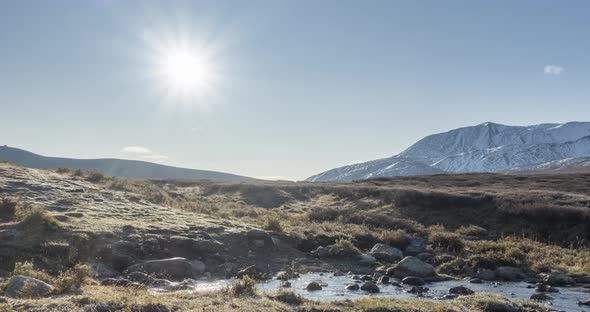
(11, 262, 52, 283)
(272, 290, 304, 305)
(228, 276, 257, 297)
(378, 230, 411, 249)
(86, 172, 105, 183)
(430, 231, 465, 253)
(0, 197, 19, 220)
(456, 225, 487, 237)
(263, 215, 283, 232)
(53, 264, 92, 294)
(55, 168, 70, 174)
(307, 207, 340, 222)
(73, 169, 84, 177)
(16, 204, 60, 231)
(330, 238, 360, 257)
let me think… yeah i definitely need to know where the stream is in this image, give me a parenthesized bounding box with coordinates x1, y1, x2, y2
(150, 272, 590, 311)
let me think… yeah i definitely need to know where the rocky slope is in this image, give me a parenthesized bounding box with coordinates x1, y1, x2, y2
(308, 122, 590, 182)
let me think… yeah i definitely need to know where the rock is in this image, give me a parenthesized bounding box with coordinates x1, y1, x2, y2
(126, 257, 193, 280)
(388, 256, 435, 278)
(369, 244, 403, 262)
(475, 268, 496, 281)
(100, 278, 133, 287)
(440, 294, 458, 300)
(282, 282, 291, 288)
(90, 263, 119, 278)
(312, 246, 332, 259)
(306, 281, 322, 291)
(407, 286, 429, 295)
(495, 266, 524, 281)
(579, 299, 590, 306)
(127, 272, 154, 284)
(535, 283, 559, 293)
(530, 293, 553, 301)
(377, 275, 390, 284)
(357, 254, 377, 266)
(404, 238, 426, 256)
(574, 275, 590, 284)
(416, 252, 433, 262)
(361, 275, 373, 281)
(346, 283, 359, 290)
(360, 281, 380, 293)
(402, 276, 425, 286)
(448, 286, 474, 296)
(468, 278, 483, 284)
(540, 272, 574, 286)
(246, 229, 274, 250)
(189, 260, 206, 275)
(4, 275, 53, 298)
(237, 265, 263, 279)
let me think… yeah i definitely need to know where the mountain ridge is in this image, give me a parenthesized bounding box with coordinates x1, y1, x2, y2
(307, 121, 590, 182)
(0, 145, 253, 181)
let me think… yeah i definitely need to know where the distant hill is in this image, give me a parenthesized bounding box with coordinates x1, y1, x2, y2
(0, 146, 253, 181)
(308, 121, 590, 182)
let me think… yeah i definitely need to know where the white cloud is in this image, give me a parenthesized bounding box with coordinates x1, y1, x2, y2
(256, 176, 295, 181)
(141, 154, 169, 161)
(122, 146, 152, 154)
(544, 65, 564, 75)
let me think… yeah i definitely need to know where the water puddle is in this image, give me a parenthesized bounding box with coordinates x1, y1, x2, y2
(150, 272, 590, 311)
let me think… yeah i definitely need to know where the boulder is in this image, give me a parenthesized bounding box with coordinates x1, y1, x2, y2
(530, 293, 553, 301)
(404, 238, 426, 256)
(475, 268, 496, 281)
(369, 244, 403, 262)
(495, 267, 524, 281)
(535, 283, 559, 293)
(312, 246, 332, 259)
(540, 272, 574, 286)
(377, 275, 390, 284)
(346, 283, 359, 290)
(448, 286, 474, 296)
(126, 257, 193, 280)
(189, 260, 206, 275)
(237, 265, 264, 279)
(360, 281, 380, 293)
(246, 229, 274, 250)
(407, 286, 429, 295)
(4, 275, 53, 298)
(402, 276, 425, 286)
(306, 281, 322, 291)
(90, 263, 119, 278)
(416, 252, 433, 262)
(579, 299, 590, 306)
(388, 256, 435, 278)
(356, 254, 377, 266)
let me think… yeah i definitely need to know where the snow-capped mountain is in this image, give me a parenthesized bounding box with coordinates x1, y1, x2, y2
(307, 122, 590, 182)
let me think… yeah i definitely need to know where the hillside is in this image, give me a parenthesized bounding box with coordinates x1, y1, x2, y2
(0, 145, 252, 181)
(308, 122, 590, 181)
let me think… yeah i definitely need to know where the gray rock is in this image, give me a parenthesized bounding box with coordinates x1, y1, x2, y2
(369, 244, 403, 262)
(126, 257, 193, 280)
(416, 252, 433, 262)
(312, 246, 332, 259)
(360, 281, 380, 293)
(579, 299, 590, 306)
(495, 267, 524, 281)
(306, 281, 322, 291)
(90, 263, 118, 278)
(346, 283, 359, 290)
(402, 276, 425, 286)
(357, 254, 377, 266)
(377, 275, 390, 284)
(530, 293, 553, 301)
(535, 283, 559, 293)
(407, 286, 429, 295)
(404, 238, 426, 256)
(574, 275, 590, 284)
(540, 272, 574, 286)
(388, 256, 435, 278)
(189, 260, 206, 275)
(4, 275, 53, 298)
(475, 268, 496, 280)
(448, 286, 474, 295)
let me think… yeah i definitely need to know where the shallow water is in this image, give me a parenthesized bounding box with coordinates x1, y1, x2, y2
(151, 272, 590, 311)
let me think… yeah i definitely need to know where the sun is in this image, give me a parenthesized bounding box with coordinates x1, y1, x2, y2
(162, 49, 209, 91)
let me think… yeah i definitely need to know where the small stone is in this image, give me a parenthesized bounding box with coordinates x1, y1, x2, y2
(535, 283, 559, 293)
(306, 281, 322, 291)
(282, 282, 291, 288)
(346, 283, 359, 290)
(360, 281, 380, 293)
(469, 278, 483, 284)
(402, 276, 425, 286)
(377, 275, 390, 284)
(579, 299, 590, 306)
(448, 286, 474, 296)
(530, 293, 553, 301)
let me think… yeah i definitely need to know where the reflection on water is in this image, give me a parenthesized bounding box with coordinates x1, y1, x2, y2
(150, 272, 590, 311)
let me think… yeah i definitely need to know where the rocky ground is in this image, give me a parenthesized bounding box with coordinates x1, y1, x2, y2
(1, 162, 589, 311)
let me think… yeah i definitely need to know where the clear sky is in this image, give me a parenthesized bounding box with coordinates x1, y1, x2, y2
(1, 1, 589, 180)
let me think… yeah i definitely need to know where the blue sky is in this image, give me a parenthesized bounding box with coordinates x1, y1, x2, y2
(1, 1, 589, 180)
